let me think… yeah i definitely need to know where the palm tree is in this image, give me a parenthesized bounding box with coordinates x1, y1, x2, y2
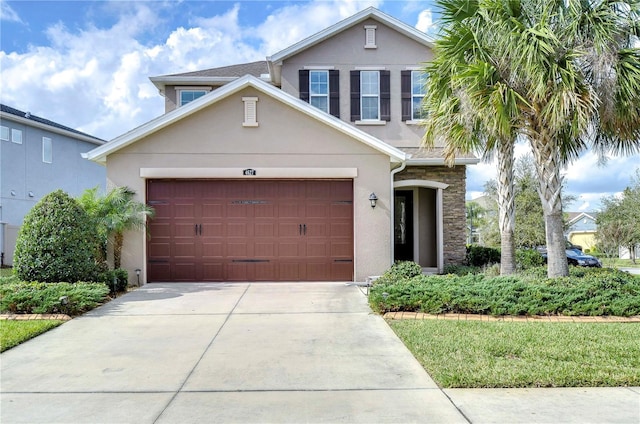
(424, 0, 640, 277)
(78, 186, 154, 269)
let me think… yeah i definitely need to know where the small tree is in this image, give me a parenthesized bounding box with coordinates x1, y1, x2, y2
(14, 190, 99, 282)
(78, 186, 154, 269)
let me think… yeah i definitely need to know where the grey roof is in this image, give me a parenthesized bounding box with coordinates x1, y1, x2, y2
(162, 61, 269, 78)
(0, 104, 104, 143)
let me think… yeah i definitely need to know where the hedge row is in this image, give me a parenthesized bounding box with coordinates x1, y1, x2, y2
(369, 267, 640, 317)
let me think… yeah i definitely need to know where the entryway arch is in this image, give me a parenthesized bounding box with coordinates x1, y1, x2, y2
(393, 180, 448, 273)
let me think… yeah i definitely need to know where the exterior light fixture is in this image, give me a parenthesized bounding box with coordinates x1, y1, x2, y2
(28, 191, 34, 197)
(369, 192, 378, 208)
(10, 190, 16, 196)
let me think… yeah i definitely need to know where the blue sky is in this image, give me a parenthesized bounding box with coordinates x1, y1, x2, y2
(1, 0, 639, 211)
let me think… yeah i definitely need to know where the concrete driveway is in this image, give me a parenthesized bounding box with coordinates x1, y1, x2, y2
(1, 282, 466, 423)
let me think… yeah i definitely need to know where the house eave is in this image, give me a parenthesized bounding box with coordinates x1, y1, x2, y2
(0, 111, 105, 146)
(406, 157, 481, 166)
(150, 75, 272, 95)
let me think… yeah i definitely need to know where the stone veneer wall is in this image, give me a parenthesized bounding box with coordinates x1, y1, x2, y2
(395, 166, 467, 266)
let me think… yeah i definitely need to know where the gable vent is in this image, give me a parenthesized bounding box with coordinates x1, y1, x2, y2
(242, 97, 259, 127)
(364, 25, 377, 49)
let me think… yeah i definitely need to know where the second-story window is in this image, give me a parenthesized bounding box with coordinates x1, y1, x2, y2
(310, 71, 329, 113)
(298, 69, 340, 117)
(42, 137, 52, 163)
(402, 70, 428, 121)
(360, 71, 380, 120)
(179, 89, 208, 107)
(411, 71, 427, 120)
(11, 128, 22, 144)
(350, 70, 390, 123)
(0, 126, 9, 141)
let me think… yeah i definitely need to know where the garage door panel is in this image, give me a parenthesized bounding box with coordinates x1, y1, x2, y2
(147, 179, 353, 282)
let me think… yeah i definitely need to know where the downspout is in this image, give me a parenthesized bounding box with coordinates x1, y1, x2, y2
(390, 161, 407, 264)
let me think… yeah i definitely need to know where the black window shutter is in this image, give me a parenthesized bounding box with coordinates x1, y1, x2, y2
(350, 70, 360, 122)
(329, 70, 340, 118)
(401, 70, 412, 121)
(299, 69, 310, 103)
(380, 70, 391, 121)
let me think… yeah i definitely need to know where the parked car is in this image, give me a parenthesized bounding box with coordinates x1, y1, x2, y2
(539, 248, 602, 268)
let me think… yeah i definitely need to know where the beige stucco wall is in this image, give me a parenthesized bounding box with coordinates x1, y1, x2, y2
(279, 18, 435, 148)
(105, 87, 394, 283)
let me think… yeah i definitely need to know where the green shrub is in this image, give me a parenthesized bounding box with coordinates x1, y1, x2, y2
(443, 264, 482, 275)
(0, 281, 110, 316)
(373, 261, 423, 285)
(369, 267, 640, 316)
(516, 249, 545, 270)
(465, 245, 501, 267)
(13, 190, 99, 283)
(97, 268, 129, 294)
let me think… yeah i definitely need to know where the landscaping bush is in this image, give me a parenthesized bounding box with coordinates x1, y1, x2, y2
(0, 281, 110, 316)
(465, 245, 501, 267)
(373, 261, 423, 285)
(442, 264, 482, 275)
(97, 268, 129, 294)
(13, 190, 100, 283)
(369, 267, 640, 316)
(516, 249, 545, 270)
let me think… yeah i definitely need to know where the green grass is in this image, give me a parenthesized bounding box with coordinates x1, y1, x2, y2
(390, 320, 640, 388)
(0, 320, 65, 352)
(0, 267, 13, 278)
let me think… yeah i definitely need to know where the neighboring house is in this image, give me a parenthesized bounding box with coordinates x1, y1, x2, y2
(566, 212, 598, 252)
(0, 104, 106, 266)
(85, 7, 478, 283)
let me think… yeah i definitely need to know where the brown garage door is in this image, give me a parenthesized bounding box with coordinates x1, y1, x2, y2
(146, 179, 353, 282)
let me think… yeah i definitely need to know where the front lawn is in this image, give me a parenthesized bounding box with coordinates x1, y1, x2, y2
(390, 320, 640, 388)
(0, 320, 65, 352)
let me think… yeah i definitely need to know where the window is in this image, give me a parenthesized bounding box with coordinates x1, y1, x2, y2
(361, 71, 380, 120)
(0, 126, 8, 141)
(350, 70, 390, 122)
(310, 71, 329, 113)
(178, 89, 208, 107)
(11, 128, 22, 144)
(42, 137, 52, 163)
(402, 70, 428, 121)
(298, 69, 340, 117)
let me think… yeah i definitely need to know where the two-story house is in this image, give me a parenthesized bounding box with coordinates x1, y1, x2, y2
(0, 104, 106, 266)
(85, 7, 478, 283)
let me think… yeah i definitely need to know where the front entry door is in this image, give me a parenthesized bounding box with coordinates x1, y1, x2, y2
(394, 190, 414, 262)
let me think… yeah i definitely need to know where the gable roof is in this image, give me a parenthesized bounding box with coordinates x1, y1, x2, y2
(0, 104, 105, 145)
(266, 7, 433, 85)
(149, 61, 270, 93)
(567, 212, 598, 225)
(268, 7, 434, 64)
(84, 75, 407, 164)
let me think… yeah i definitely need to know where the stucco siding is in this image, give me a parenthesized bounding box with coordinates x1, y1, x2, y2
(106, 87, 394, 282)
(279, 18, 434, 148)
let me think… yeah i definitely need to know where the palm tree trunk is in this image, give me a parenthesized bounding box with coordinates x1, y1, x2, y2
(531, 136, 569, 278)
(497, 140, 516, 275)
(114, 232, 124, 270)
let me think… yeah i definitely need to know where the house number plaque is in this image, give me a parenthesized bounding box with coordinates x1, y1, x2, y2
(243, 168, 257, 176)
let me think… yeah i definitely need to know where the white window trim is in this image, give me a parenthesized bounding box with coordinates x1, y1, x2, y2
(303, 66, 335, 70)
(11, 128, 22, 144)
(242, 97, 259, 127)
(42, 137, 52, 163)
(177, 87, 212, 107)
(0, 125, 8, 141)
(309, 70, 329, 114)
(364, 25, 377, 49)
(360, 70, 380, 121)
(355, 120, 387, 126)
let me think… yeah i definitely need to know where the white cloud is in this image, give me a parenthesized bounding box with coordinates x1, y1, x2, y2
(415, 9, 434, 33)
(0, 0, 22, 23)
